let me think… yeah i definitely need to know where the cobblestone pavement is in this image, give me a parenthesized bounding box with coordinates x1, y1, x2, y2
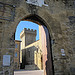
(14, 70, 44, 75)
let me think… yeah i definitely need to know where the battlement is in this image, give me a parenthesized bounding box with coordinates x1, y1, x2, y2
(20, 28, 37, 38)
(24, 28, 36, 32)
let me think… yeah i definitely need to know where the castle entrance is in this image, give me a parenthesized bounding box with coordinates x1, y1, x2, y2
(0, 0, 75, 75)
(14, 14, 54, 75)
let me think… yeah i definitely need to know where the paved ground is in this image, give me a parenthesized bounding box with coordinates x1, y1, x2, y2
(14, 70, 44, 75)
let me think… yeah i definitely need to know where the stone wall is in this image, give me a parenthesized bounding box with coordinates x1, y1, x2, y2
(0, 0, 75, 75)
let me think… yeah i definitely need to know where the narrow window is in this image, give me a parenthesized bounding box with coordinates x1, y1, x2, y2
(15, 52, 17, 57)
(28, 51, 30, 57)
(15, 44, 18, 48)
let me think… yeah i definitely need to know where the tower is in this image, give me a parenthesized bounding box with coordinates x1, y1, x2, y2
(20, 28, 37, 69)
(20, 28, 37, 49)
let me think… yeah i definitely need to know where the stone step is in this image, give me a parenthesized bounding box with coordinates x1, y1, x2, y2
(25, 65, 39, 70)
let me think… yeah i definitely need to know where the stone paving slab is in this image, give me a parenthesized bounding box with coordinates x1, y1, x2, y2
(14, 70, 44, 75)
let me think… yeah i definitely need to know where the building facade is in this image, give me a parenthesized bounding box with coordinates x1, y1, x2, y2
(0, 0, 75, 75)
(14, 40, 21, 70)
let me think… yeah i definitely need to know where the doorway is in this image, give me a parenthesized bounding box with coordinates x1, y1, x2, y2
(14, 14, 54, 75)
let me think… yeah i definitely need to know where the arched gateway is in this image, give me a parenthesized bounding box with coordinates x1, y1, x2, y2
(0, 0, 75, 75)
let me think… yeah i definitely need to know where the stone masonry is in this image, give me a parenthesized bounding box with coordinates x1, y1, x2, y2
(0, 0, 75, 75)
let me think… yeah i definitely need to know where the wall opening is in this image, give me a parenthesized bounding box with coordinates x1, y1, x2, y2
(14, 14, 54, 75)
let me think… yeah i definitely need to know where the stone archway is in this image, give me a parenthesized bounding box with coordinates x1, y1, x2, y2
(1, 13, 61, 75)
(0, 6, 62, 75)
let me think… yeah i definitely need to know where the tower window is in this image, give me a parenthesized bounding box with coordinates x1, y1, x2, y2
(15, 52, 17, 57)
(28, 51, 30, 57)
(15, 44, 18, 48)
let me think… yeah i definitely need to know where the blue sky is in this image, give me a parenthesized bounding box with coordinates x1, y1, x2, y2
(15, 21, 39, 41)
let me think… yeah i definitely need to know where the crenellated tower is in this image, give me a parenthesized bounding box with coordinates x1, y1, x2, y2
(20, 28, 37, 69)
(20, 28, 37, 49)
